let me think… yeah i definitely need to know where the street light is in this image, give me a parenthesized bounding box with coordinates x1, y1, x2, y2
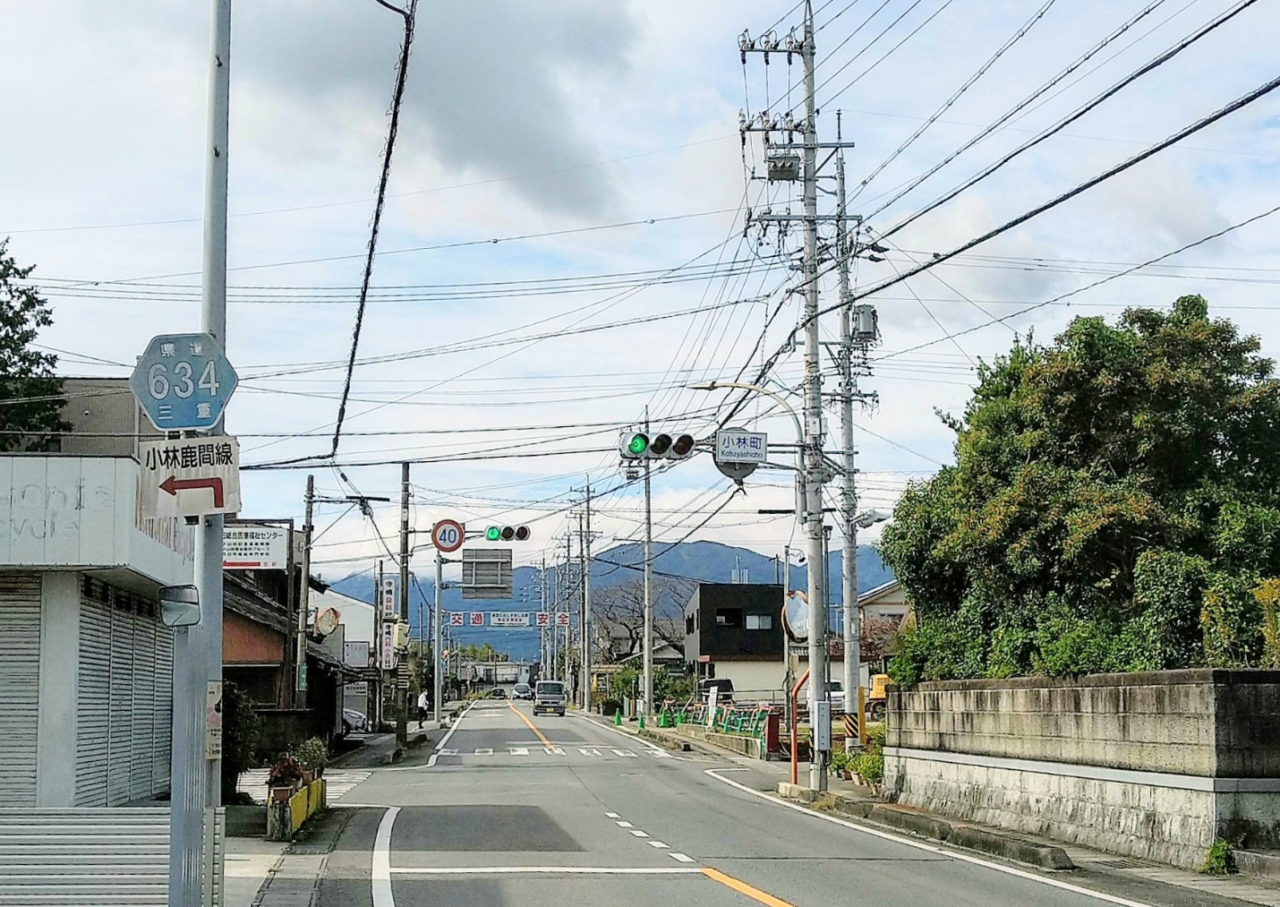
(690, 379, 829, 792)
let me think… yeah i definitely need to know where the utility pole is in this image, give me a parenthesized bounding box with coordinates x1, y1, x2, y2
(296, 475, 314, 708)
(642, 409, 654, 716)
(397, 462, 410, 746)
(433, 550, 443, 723)
(578, 487, 594, 711)
(797, 0, 830, 793)
(540, 556, 548, 676)
(375, 560, 383, 727)
(835, 123, 860, 747)
(172, 2, 229, 905)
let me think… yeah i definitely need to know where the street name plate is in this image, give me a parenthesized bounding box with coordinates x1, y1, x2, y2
(139, 436, 242, 517)
(714, 429, 768, 464)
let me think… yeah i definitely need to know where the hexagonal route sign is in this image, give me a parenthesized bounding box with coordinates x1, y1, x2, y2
(129, 333, 238, 432)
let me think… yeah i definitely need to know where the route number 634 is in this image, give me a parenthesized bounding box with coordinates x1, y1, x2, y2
(148, 360, 221, 400)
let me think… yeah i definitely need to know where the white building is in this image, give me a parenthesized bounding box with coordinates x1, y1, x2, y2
(0, 455, 193, 807)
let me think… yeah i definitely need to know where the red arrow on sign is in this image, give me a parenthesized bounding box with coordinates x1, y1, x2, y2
(160, 475, 225, 508)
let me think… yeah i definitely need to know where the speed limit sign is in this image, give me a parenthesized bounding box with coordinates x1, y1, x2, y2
(431, 519, 465, 553)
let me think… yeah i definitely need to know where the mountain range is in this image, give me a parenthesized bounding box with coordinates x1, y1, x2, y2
(326, 540, 894, 662)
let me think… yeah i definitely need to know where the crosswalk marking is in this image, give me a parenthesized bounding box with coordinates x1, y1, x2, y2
(475, 748, 494, 755)
(649, 841, 669, 849)
(648, 749, 673, 758)
(670, 853, 695, 864)
(510, 747, 530, 756)
(429, 745, 660, 761)
(441, 748, 458, 756)
(237, 769, 371, 804)
(612, 749, 638, 758)
(544, 746, 566, 755)
(579, 748, 602, 757)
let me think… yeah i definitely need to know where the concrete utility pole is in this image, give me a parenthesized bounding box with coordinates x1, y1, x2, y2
(433, 550, 443, 723)
(171, 2, 229, 905)
(579, 487, 594, 711)
(540, 556, 548, 676)
(397, 462, 410, 746)
(835, 133, 860, 745)
(296, 475, 314, 708)
(375, 560, 383, 727)
(642, 409, 654, 716)
(798, 0, 830, 793)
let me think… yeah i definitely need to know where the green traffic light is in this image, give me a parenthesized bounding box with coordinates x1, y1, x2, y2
(628, 433, 648, 455)
(486, 526, 501, 541)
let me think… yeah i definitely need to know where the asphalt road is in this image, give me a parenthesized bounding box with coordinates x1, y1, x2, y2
(314, 701, 1254, 907)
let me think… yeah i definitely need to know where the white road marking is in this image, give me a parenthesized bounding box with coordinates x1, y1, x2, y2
(649, 749, 673, 758)
(372, 807, 400, 907)
(238, 769, 370, 802)
(390, 867, 703, 875)
(572, 712, 673, 756)
(649, 841, 670, 849)
(440, 748, 458, 756)
(629, 830, 650, 839)
(474, 748, 494, 756)
(544, 746, 567, 755)
(670, 853, 695, 863)
(613, 749, 638, 758)
(704, 769, 1160, 907)
(616, 821, 633, 828)
(510, 747, 530, 756)
(435, 702, 475, 751)
(579, 748, 602, 757)
(605, 812, 620, 819)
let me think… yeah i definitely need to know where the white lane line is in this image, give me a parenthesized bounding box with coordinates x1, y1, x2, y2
(648, 841, 670, 849)
(670, 853, 695, 863)
(616, 821, 633, 828)
(435, 702, 474, 751)
(372, 806, 401, 907)
(391, 867, 703, 875)
(605, 812, 620, 819)
(704, 769, 1160, 907)
(629, 830, 650, 839)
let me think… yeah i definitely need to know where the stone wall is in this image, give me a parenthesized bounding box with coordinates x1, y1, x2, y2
(884, 670, 1280, 869)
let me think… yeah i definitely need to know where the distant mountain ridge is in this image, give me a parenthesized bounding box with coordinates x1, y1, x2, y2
(326, 540, 893, 661)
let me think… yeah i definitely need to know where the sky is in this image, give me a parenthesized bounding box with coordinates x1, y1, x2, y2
(4, 0, 1280, 588)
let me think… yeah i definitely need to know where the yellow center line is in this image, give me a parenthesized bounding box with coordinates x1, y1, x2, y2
(508, 701, 554, 748)
(701, 868, 799, 907)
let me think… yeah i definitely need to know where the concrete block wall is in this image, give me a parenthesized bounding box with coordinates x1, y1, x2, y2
(884, 670, 1280, 868)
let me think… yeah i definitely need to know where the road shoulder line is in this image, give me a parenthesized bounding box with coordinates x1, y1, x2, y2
(372, 806, 400, 907)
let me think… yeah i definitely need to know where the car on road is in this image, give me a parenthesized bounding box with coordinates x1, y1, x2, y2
(486, 687, 507, 699)
(533, 680, 567, 716)
(512, 682, 533, 701)
(342, 708, 368, 734)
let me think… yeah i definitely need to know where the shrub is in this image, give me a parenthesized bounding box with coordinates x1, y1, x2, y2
(267, 755, 303, 788)
(1200, 838, 1237, 875)
(219, 682, 262, 804)
(852, 749, 884, 785)
(296, 737, 328, 773)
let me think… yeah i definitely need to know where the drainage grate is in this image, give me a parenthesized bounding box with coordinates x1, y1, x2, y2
(1094, 859, 1148, 870)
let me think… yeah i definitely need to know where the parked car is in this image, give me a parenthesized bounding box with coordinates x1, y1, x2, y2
(534, 680, 567, 716)
(697, 678, 735, 702)
(342, 708, 368, 734)
(512, 682, 533, 701)
(487, 687, 507, 699)
(798, 679, 845, 705)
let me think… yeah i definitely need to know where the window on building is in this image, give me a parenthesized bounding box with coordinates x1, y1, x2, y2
(746, 613, 773, 630)
(715, 608, 743, 627)
(686, 614, 695, 635)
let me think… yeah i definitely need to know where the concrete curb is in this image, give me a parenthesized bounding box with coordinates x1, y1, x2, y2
(777, 782, 1075, 872)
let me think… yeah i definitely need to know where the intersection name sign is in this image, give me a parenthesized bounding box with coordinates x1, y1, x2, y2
(139, 436, 242, 517)
(715, 429, 768, 465)
(129, 332, 239, 432)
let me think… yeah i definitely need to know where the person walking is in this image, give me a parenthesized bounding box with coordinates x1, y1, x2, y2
(417, 689, 429, 728)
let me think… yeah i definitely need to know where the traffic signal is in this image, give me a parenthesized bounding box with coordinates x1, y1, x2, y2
(619, 430, 697, 460)
(485, 525, 531, 542)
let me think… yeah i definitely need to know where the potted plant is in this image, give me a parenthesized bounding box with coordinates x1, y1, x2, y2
(297, 737, 328, 781)
(267, 754, 304, 802)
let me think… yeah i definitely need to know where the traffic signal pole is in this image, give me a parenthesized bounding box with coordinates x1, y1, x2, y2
(433, 550, 443, 724)
(643, 411, 654, 716)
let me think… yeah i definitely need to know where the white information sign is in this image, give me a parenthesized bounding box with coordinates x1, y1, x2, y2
(139, 436, 242, 517)
(714, 430, 768, 465)
(381, 577, 396, 618)
(490, 612, 531, 628)
(380, 623, 397, 670)
(224, 524, 289, 570)
(206, 681, 223, 759)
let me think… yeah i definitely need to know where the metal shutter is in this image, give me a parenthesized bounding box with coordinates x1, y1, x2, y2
(0, 575, 42, 806)
(76, 588, 112, 806)
(107, 593, 135, 806)
(152, 621, 173, 794)
(130, 600, 156, 801)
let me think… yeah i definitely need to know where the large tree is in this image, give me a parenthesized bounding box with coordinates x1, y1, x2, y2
(881, 295, 1280, 683)
(0, 241, 69, 450)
